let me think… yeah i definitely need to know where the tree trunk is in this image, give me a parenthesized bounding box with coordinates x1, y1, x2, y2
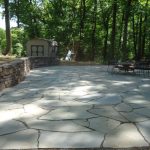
(91, 0, 97, 61)
(118, 12, 124, 51)
(14, 0, 20, 28)
(76, 0, 86, 61)
(110, 0, 117, 60)
(141, 0, 149, 58)
(121, 0, 132, 60)
(3, 0, 12, 55)
(16, 0, 20, 28)
(132, 14, 137, 58)
(103, 17, 109, 61)
(137, 13, 142, 60)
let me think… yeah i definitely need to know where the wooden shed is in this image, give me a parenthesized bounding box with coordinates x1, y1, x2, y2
(26, 38, 58, 57)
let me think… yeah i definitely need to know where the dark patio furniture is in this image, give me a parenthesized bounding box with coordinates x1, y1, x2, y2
(107, 59, 150, 77)
(117, 61, 135, 72)
(134, 60, 150, 76)
(108, 60, 135, 73)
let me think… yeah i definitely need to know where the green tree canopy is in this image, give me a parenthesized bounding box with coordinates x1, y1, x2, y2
(1, 0, 150, 60)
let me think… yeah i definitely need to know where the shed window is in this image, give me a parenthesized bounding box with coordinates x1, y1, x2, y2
(52, 47, 55, 53)
(31, 45, 44, 56)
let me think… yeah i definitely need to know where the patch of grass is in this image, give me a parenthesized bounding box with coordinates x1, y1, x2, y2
(0, 55, 16, 65)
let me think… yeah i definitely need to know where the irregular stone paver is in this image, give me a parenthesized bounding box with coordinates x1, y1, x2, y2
(98, 94, 122, 105)
(88, 117, 120, 133)
(0, 109, 24, 122)
(137, 120, 150, 143)
(31, 99, 68, 109)
(103, 123, 149, 148)
(0, 129, 38, 149)
(77, 94, 122, 105)
(134, 107, 150, 118)
(76, 93, 104, 103)
(123, 94, 149, 105)
(43, 92, 59, 100)
(39, 131, 104, 148)
(120, 111, 150, 122)
(139, 83, 150, 93)
(89, 106, 128, 122)
(127, 102, 149, 109)
(0, 65, 150, 149)
(27, 119, 92, 132)
(0, 102, 23, 110)
(24, 104, 48, 116)
(115, 103, 132, 112)
(0, 120, 26, 135)
(40, 106, 97, 120)
(72, 120, 89, 127)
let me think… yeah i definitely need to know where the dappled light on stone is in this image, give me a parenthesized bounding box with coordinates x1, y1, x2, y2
(112, 81, 134, 86)
(0, 65, 150, 148)
(0, 109, 24, 122)
(39, 131, 104, 148)
(24, 104, 48, 116)
(103, 123, 148, 148)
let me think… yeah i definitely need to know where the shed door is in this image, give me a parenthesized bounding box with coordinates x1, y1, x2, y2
(31, 45, 44, 56)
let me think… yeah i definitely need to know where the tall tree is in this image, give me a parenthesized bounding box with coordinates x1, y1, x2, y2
(99, 1, 111, 61)
(3, 0, 12, 55)
(91, 0, 97, 61)
(15, 0, 20, 28)
(121, 0, 132, 59)
(132, 12, 136, 58)
(110, 0, 117, 59)
(137, 12, 143, 60)
(75, 0, 86, 60)
(141, 0, 149, 59)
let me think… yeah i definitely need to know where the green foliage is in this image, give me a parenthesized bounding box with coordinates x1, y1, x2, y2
(1, 0, 150, 60)
(0, 28, 6, 53)
(11, 28, 28, 56)
(13, 43, 23, 56)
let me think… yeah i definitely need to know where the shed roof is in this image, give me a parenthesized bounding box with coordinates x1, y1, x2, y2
(28, 38, 58, 46)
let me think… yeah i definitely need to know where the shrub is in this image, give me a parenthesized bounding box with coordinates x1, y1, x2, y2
(12, 43, 23, 57)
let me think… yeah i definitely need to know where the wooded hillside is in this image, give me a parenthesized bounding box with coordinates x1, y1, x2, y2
(0, 0, 150, 62)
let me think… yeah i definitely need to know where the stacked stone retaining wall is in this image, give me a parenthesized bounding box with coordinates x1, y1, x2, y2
(0, 58, 30, 91)
(29, 56, 59, 68)
(0, 57, 59, 91)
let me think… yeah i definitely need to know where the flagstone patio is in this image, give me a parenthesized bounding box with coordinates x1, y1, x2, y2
(0, 65, 150, 149)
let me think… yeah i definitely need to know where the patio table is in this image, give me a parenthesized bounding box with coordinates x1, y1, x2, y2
(118, 62, 135, 72)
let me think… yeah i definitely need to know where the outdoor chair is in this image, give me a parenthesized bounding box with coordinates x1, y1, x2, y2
(107, 60, 135, 74)
(107, 59, 150, 77)
(134, 60, 150, 76)
(118, 60, 135, 72)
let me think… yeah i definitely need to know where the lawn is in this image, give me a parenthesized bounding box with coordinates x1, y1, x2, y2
(0, 55, 16, 65)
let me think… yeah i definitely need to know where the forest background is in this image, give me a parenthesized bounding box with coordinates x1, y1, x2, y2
(0, 0, 149, 62)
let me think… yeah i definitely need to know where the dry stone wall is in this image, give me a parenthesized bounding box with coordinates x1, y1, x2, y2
(0, 57, 59, 91)
(0, 58, 30, 91)
(29, 57, 59, 68)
